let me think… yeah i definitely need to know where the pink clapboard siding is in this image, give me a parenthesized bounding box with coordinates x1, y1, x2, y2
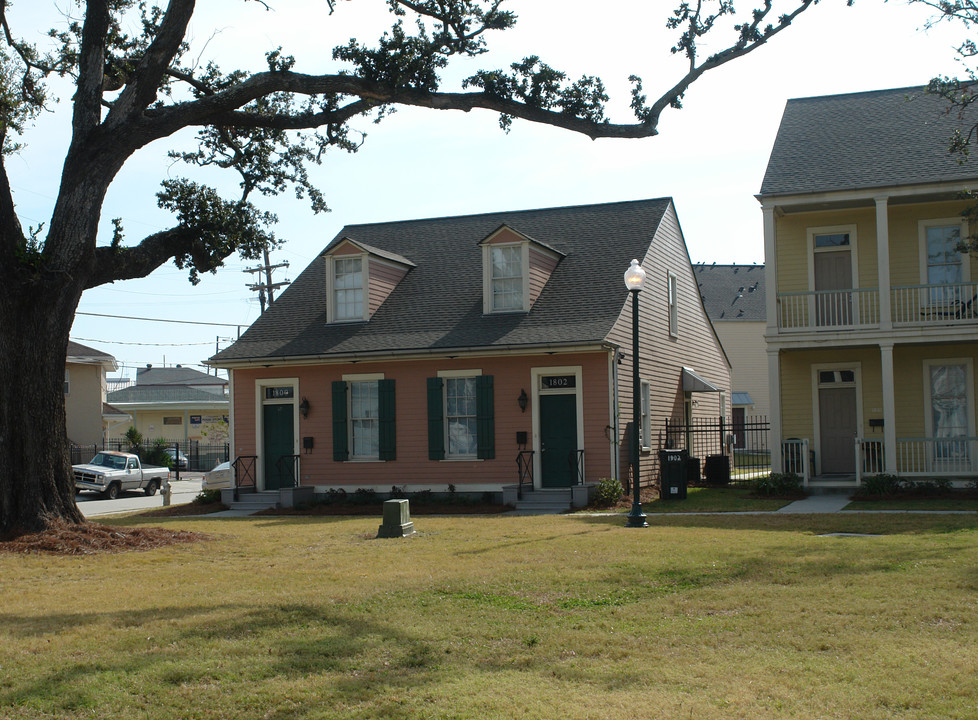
(231, 350, 613, 489)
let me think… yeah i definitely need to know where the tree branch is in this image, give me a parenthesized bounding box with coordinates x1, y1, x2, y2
(88, 225, 205, 287)
(71, 0, 110, 137)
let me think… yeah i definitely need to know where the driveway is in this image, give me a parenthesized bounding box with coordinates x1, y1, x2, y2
(76, 474, 203, 518)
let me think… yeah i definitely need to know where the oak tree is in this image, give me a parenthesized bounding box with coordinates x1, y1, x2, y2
(0, 0, 821, 537)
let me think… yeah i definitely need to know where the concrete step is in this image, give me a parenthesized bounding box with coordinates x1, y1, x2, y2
(514, 489, 573, 514)
(228, 491, 279, 511)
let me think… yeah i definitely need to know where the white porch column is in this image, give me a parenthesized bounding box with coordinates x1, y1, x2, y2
(879, 342, 897, 473)
(762, 205, 779, 335)
(768, 348, 783, 473)
(875, 196, 892, 331)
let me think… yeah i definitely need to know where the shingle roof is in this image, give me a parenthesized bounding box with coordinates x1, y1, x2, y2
(694, 264, 766, 322)
(136, 366, 227, 387)
(67, 341, 115, 362)
(759, 86, 978, 197)
(212, 198, 674, 363)
(107, 385, 229, 404)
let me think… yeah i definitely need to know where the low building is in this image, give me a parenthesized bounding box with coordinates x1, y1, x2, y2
(65, 341, 127, 446)
(211, 198, 731, 505)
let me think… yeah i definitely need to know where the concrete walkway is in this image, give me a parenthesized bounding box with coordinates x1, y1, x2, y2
(777, 495, 852, 514)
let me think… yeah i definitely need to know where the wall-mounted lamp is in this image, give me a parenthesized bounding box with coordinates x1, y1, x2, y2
(299, 397, 310, 418)
(518, 389, 528, 413)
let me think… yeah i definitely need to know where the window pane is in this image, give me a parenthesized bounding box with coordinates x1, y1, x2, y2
(334, 258, 363, 320)
(926, 226, 963, 288)
(446, 377, 478, 456)
(491, 246, 522, 310)
(350, 381, 379, 457)
(814, 233, 850, 248)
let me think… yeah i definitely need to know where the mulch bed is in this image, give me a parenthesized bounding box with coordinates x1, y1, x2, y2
(0, 519, 210, 555)
(256, 501, 510, 516)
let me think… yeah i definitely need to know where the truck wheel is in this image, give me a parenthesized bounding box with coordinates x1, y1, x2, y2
(104, 483, 121, 500)
(145, 479, 160, 497)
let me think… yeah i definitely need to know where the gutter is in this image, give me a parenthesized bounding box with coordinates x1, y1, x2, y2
(208, 341, 618, 370)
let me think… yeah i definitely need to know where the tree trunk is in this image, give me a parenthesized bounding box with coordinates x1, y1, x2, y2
(0, 278, 86, 537)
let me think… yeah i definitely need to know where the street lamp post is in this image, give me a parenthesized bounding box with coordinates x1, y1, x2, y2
(624, 259, 648, 528)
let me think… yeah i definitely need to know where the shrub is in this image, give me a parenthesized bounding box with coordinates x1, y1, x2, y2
(352, 488, 379, 505)
(389, 485, 408, 499)
(195, 488, 222, 505)
(856, 473, 901, 497)
(591, 477, 624, 507)
(411, 489, 434, 503)
(752, 472, 802, 497)
(902, 477, 953, 496)
(145, 438, 174, 469)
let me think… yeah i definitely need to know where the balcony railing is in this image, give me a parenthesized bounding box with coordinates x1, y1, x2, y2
(777, 288, 879, 332)
(777, 282, 978, 332)
(891, 281, 978, 326)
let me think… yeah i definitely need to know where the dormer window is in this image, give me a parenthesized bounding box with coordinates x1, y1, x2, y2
(491, 245, 523, 311)
(324, 238, 415, 324)
(333, 257, 364, 321)
(480, 225, 564, 315)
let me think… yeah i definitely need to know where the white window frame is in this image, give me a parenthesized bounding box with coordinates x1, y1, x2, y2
(919, 217, 970, 286)
(806, 224, 860, 291)
(343, 372, 384, 461)
(326, 254, 369, 323)
(923, 358, 975, 439)
(253, 377, 300, 489)
(667, 271, 678, 337)
(64, 368, 70, 395)
(438, 369, 483, 459)
(483, 242, 530, 314)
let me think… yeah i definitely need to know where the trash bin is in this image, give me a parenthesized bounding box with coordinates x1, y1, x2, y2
(658, 448, 688, 500)
(687, 456, 701, 486)
(705, 454, 730, 486)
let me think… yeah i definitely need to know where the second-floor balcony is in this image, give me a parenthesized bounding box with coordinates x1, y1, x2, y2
(777, 281, 978, 333)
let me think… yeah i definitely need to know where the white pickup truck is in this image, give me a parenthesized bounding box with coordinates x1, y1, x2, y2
(73, 451, 170, 499)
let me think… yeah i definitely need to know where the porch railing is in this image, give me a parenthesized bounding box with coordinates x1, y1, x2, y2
(892, 282, 978, 326)
(777, 288, 879, 332)
(232, 455, 257, 501)
(571, 449, 585, 486)
(516, 450, 534, 500)
(275, 454, 301, 489)
(781, 438, 810, 486)
(895, 437, 978, 476)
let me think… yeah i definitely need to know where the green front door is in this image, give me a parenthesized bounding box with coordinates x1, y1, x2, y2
(540, 394, 578, 487)
(263, 404, 294, 490)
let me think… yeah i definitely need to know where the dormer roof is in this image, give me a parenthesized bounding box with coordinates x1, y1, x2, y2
(323, 237, 416, 268)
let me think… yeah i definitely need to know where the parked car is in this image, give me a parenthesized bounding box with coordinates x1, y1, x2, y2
(73, 451, 170, 499)
(202, 461, 232, 490)
(165, 447, 189, 470)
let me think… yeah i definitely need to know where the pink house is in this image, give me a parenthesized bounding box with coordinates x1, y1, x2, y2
(210, 199, 730, 510)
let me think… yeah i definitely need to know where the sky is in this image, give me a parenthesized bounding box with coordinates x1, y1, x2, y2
(6, 0, 969, 378)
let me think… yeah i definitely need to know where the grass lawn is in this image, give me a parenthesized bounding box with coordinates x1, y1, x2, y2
(2, 513, 977, 719)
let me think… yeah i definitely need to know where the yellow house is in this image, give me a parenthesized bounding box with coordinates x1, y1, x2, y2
(759, 86, 978, 484)
(65, 341, 128, 446)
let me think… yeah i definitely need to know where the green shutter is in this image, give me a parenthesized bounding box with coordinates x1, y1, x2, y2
(332, 381, 348, 461)
(427, 377, 445, 460)
(476, 375, 495, 460)
(379, 379, 396, 461)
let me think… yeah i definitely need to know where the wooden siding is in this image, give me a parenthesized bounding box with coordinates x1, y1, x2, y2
(231, 351, 613, 489)
(605, 202, 731, 488)
(775, 207, 876, 293)
(330, 240, 362, 256)
(528, 246, 559, 305)
(368, 259, 409, 316)
(482, 227, 525, 246)
(713, 321, 770, 418)
(65, 362, 105, 446)
(886, 200, 976, 286)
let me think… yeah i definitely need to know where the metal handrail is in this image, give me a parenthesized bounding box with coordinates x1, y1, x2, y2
(275, 454, 301, 489)
(232, 455, 258, 502)
(571, 449, 585, 485)
(516, 450, 534, 500)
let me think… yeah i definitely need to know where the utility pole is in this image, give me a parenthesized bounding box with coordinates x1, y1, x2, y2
(244, 247, 290, 313)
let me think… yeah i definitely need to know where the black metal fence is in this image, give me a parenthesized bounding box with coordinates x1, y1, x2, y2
(69, 441, 230, 472)
(662, 416, 771, 486)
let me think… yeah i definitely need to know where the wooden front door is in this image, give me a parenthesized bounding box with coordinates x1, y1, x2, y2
(262, 403, 294, 490)
(540, 394, 578, 487)
(814, 250, 853, 326)
(819, 387, 856, 474)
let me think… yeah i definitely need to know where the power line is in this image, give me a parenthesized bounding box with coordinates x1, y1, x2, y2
(71, 337, 216, 347)
(75, 311, 247, 330)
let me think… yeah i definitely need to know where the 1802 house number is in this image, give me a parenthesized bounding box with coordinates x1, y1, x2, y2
(541, 375, 576, 389)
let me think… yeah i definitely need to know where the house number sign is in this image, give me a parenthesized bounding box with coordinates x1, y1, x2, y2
(265, 386, 294, 399)
(541, 375, 576, 390)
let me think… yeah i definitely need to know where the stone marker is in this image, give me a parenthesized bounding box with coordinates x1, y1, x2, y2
(377, 498, 415, 538)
